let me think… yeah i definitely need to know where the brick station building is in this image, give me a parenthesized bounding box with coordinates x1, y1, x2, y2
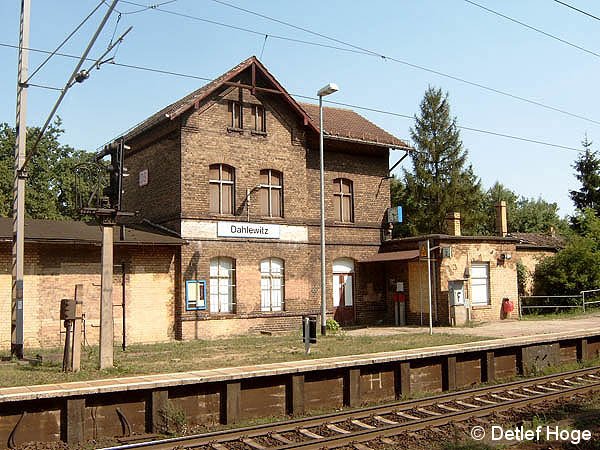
(121, 56, 411, 339)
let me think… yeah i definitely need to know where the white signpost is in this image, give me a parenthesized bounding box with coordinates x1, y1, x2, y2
(217, 221, 281, 239)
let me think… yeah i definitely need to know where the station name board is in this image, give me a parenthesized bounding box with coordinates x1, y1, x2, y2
(217, 221, 281, 239)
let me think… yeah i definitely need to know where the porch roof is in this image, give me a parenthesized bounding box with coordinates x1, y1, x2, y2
(361, 249, 420, 263)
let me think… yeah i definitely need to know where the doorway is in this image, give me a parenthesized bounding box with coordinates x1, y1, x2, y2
(333, 258, 355, 325)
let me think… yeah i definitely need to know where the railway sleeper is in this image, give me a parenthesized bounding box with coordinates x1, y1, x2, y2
(351, 419, 376, 429)
(298, 428, 324, 439)
(241, 438, 266, 450)
(326, 423, 351, 434)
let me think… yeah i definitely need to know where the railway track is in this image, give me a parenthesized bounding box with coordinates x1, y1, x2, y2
(101, 366, 600, 450)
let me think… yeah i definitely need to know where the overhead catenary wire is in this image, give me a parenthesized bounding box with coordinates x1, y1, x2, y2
(0, 41, 581, 154)
(25, 0, 106, 84)
(117, 0, 600, 127)
(20, 1, 123, 171)
(464, 0, 600, 60)
(553, 0, 600, 22)
(101, 0, 179, 15)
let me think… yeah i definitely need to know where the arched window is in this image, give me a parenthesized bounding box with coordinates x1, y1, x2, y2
(332, 258, 354, 307)
(209, 257, 235, 313)
(259, 169, 283, 217)
(260, 258, 284, 311)
(209, 164, 235, 214)
(333, 178, 354, 222)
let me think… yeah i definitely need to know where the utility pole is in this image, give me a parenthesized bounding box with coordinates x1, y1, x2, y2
(10, 0, 123, 360)
(12, 0, 31, 359)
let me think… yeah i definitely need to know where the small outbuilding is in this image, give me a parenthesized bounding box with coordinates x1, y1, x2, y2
(0, 218, 182, 350)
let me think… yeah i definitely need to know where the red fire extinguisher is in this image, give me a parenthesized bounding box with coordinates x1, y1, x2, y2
(502, 298, 514, 314)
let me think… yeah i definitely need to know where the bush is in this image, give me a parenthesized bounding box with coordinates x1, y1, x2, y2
(326, 318, 341, 334)
(534, 236, 600, 296)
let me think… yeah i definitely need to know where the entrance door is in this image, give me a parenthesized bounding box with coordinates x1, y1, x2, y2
(333, 258, 355, 325)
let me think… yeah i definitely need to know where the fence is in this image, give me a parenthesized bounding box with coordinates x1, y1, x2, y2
(519, 289, 600, 317)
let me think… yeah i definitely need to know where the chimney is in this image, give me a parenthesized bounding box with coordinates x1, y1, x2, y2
(495, 201, 508, 237)
(445, 212, 461, 236)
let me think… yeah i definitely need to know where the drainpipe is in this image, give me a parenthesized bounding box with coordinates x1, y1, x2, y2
(121, 262, 126, 352)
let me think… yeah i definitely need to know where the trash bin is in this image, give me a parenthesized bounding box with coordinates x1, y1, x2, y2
(302, 315, 317, 344)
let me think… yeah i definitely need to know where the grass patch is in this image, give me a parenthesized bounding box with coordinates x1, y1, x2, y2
(0, 331, 490, 388)
(520, 307, 600, 321)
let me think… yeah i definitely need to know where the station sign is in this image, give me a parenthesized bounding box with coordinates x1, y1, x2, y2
(217, 221, 281, 239)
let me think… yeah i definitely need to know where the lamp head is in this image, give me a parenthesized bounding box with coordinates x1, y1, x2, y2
(317, 83, 339, 97)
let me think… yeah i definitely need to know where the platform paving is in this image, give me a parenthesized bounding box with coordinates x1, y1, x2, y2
(346, 312, 600, 338)
(1, 327, 599, 404)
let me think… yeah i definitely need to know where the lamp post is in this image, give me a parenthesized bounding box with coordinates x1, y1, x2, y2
(317, 83, 338, 335)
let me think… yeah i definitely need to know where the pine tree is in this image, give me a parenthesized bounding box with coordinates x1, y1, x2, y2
(399, 87, 485, 235)
(570, 136, 600, 216)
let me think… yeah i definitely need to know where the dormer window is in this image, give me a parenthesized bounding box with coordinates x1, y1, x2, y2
(230, 101, 242, 129)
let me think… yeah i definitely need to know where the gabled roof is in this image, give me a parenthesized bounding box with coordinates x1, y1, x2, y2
(0, 217, 182, 246)
(121, 56, 410, 150)
(123, 56, 316, 141)
(300, 103, 410, 149)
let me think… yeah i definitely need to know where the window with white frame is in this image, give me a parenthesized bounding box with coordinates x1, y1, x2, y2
(470, 263, 490, 305)
(209, 257, 235, 313)
(260, 258, 284, 311)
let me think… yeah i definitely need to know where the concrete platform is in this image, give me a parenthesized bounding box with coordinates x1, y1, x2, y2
(1, 327, 599, 403)
(346, 312, 600, 338)
(1, 327, 599, 446)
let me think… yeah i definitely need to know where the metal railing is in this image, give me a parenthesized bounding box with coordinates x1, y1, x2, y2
(519, 289, 600, 317)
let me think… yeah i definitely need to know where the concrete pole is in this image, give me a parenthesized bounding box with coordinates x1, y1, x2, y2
(319, 95, 327, 336)
(99, 223, 114, 369)
(11, 0, 31, 359)
(427, 239, 433, 335)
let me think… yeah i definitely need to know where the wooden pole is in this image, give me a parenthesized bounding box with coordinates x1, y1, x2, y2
(72, 284, 83, 372)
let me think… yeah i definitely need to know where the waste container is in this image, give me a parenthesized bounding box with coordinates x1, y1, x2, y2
(302, 315, 317, 344)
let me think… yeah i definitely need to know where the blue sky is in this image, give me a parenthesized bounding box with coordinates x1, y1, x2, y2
(1, 0, 599, 217)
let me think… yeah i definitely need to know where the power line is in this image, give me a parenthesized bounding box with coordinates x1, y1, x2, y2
(464, 0, 600, 60)
(26, 0, 105, 84)
(123, 0, 600, 127)
(102, 0, 179, 15)
(292, 95, 580, 152)
(0, 41, 581, 153)
(553, 0, 600, 22)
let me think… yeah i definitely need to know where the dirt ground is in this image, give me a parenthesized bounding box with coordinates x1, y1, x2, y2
(345, 312, 600, 338)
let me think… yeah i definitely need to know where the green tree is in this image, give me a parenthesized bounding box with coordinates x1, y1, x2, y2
(481, 182, 567, 235)
(511, 196, 566, 234)
(534, 209, 600, 295)
(483, 181, 518, 234)
(0, 119, 96, 220)
(398, 87, 485, 236)
(570, 136, 600, 216)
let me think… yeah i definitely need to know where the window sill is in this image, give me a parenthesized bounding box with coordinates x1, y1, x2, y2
(260, 216, 285, 222)
(251, 130, 267, 137)
(227, 126, 244, 134)
(471, 305, 492, 310)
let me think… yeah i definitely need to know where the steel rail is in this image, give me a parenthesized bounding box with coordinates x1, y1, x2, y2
(99, 365, 600, 450)
(287, 381, 600, 449)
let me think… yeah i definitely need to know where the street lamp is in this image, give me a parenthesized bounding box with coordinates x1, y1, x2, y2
(317, 82, 339, 335)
